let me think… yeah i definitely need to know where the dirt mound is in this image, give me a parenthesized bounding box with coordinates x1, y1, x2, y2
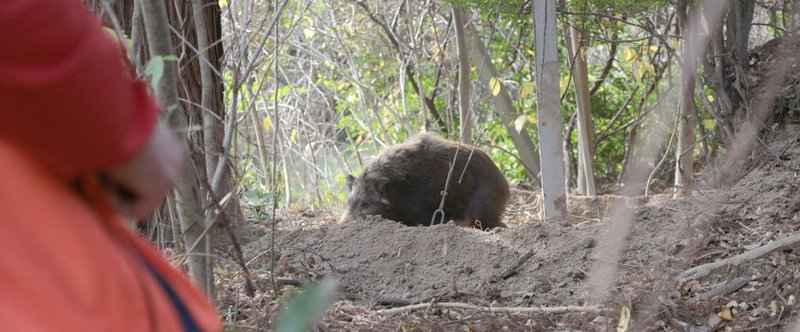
(225, 126, 800, 331)
(270, 217, 597, 304)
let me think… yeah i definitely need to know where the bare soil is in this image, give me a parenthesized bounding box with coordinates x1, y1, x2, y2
(217, 126, 800, 331)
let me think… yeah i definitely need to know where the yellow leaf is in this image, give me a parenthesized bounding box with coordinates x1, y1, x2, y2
(464, 322, 478, 332)
(101, 27, 120, 43)
(262, 118, 272, 133)
(649, 45, 659, 54)
(400, 320, 415, 331)
(634, 62, 643, 84)
(303, 27, 315, 39)
(616, 306, 631, 332)
(702, 118, 715, 130)
(290, 128, 297, 142)
(520, 81, 535, 99)
(623, 47, 636, 64)
(526, 49, 535, 57)
(218, 0, 228, 8)
(559, 76, 570, 94)
(644, 62, 655, 76)
(489, 77, 502, 96)
(514, 115, 527, 133)
(707, 94, 715, 103)
(718, 307, 735, 321)
(527, 113, 538, 126)
(347, 93, 360, 104)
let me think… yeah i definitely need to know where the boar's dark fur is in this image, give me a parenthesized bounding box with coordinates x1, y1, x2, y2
(341, 132, 510, 229)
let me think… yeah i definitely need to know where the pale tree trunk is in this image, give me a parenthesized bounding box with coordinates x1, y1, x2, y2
(464, 24, 542, 182)
(189, 0, 221, 299)
(533, 0, 567, 218)
(191, 0, 219, 184)
(452, 5, 472, 145)
(140, 0, 213, 295)
(565, 24, 596, 196)
(674, 0, 698, 198)
(249, 102, 270, 188)
(190, 0, 246, 233)
(792, 0, 800, 34)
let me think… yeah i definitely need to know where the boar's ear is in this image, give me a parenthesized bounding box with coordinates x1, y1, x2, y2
(376, 177, 391, 205)
(345, 174, 356, 192)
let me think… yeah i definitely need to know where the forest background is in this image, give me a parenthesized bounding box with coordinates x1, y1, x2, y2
(87, 0, 800, 329)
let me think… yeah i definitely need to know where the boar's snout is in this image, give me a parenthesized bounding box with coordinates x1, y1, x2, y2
(340, 174, 390, 223)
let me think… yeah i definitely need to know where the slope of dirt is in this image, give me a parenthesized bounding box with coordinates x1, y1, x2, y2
(218, 126, 800, 331)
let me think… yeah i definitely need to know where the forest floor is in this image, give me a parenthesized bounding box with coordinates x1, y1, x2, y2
(216, 126, 800, 331)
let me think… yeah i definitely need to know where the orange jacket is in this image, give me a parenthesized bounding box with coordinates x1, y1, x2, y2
(0, 143, 221, 331)
(0, 0, 221, 331)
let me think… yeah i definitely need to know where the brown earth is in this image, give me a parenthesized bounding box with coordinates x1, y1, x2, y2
(216, 126, 800, 331)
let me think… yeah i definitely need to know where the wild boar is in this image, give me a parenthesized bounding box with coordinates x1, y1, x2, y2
(341, 132, 510, 229)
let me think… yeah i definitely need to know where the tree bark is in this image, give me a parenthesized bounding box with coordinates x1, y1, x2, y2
(565, 24, 596, 196)
(674, 0, 698, 197)
(726, 0, 756, 70)
(532, 0, 567, 217)
(453, 5, 473, 145)
(181, 0, 246, 235)
(464, 24, 541, 182)
(140, 0, 214, 296)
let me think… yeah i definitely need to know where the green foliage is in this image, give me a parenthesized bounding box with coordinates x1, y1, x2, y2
(142, 55, 178, 87)
(274, 280, 337, 332)
(241, 188, 276, 223)
(227, 0, 700, 211)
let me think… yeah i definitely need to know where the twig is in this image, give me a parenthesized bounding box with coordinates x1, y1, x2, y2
(494, 250, 535, 281)
(377, 302, 601, 315)
(695, 277, 750, 301)
(679, 233, 800, 281)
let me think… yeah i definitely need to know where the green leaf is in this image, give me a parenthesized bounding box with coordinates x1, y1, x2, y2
(143, 55, 178, 88)
(274, 280, 337, 332)
(144, 56, 164, 87)
(303, 27, 315, 39)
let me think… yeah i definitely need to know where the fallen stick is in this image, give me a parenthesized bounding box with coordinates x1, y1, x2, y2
(495, 250, 535, 281)
(377, 302, 601, 316)
(695, 277, 749, 301)
(679, 233, 800, 281)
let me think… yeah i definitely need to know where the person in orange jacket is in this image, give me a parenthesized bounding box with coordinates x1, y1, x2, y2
(0, 0, 221, 331)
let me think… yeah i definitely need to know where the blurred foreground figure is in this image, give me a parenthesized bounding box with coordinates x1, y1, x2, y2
(0, 0, 220, 331)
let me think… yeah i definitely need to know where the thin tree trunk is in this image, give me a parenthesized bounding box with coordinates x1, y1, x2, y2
(453, 5, 472, 144)
(565, 24, 596, 196)
(464, 24, 542, 183)
(533, 0, 567, 217)
(192, 0, 246, 237)
(191, 0, 218, 183)
(140, 0, 213, 295)
(674, 0, 698, 197)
